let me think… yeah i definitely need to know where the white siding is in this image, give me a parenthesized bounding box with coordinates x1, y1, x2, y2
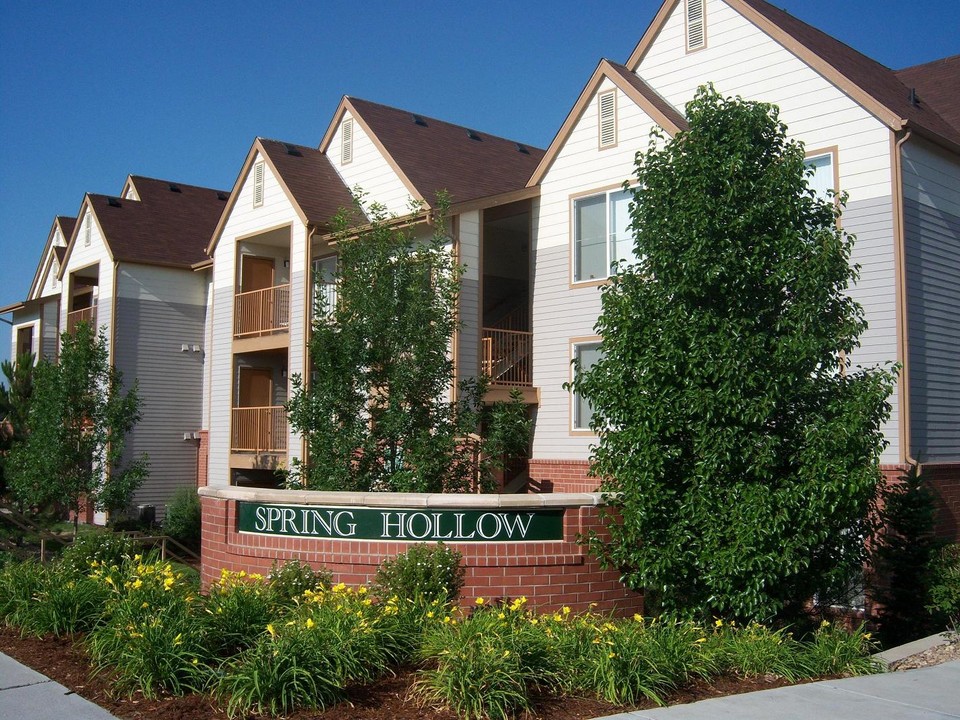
(207, 153, 303, 488)
(902, 138, 960, 461)
(328, 111, 416, 216)
(532, 79, 661, 459)
(59, 208, 115, 359)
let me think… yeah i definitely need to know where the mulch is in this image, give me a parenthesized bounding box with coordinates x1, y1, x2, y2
(0, 627, 805, 720)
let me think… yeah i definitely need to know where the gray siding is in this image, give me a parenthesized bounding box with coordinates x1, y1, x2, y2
(459, 277, 480, 380)
(905, 198, 960, 461)
(113, 295, 206, 519)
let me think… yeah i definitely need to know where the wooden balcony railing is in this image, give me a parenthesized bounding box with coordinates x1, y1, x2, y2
(231, 406, 288, 453)
(66, 307, 97, 333)
(234, 284, 290, 338)
(481, 328, 532, 386)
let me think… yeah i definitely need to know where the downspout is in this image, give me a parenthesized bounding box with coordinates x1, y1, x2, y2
(891, 128, 918, 468)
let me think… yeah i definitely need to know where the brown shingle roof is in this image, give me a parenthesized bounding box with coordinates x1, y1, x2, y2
(56, 216, 76, 244)
(895, 55, 960, 134)
(605, 61, 689, 132)
(92, 177, 228, 268)
(736, 0, 960, 148)
(347, 97, 545, 206)
(257, 139, 357, 228)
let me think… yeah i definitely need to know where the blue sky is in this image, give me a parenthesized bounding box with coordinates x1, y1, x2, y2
(1, 0, 957, 365)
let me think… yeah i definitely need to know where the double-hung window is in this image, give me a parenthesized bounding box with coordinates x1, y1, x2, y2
(572, 341, 603, 431)
(573, 189, 634, 283)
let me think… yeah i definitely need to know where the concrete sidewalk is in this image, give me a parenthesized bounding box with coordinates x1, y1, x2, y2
(595, 660, 960, 720)
(0, 652, 118, 720)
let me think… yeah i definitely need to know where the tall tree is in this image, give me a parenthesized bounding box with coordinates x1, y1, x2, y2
(8, 323, 148, 531)
(286, 195, 528, 493)
(571, 86, 896, 621)
(0, 352, 35, 495)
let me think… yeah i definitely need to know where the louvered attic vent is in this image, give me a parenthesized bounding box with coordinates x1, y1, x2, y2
(599, 90, 616, 148)
(341, 118, 354, 164)
(686, 0, 705, 51)
(253, 161, 265, 207)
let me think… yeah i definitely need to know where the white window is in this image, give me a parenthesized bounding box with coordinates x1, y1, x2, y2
(686, 0, 706, 52)
(598, 90, 617, 149)
(313, 255, 338, 314)
(341, 118, 354, 164)
(573, 189, 635, 282)
(572, 342, 602, 431)
(806, 153, 835, 201)
(253, 161, 265, 208)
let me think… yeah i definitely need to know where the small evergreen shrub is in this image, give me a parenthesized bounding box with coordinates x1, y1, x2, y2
(928, 543, 960, 629)
(267, 559, 332, 605)
(163, 487, 201, 551)
(373, 542, 465, 604)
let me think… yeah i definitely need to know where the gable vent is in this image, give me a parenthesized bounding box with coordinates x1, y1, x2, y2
(599, 90, 617, 148)
(686, 0, 705, 51)
(84, 217, 92, 247)
(341, 118, 354, 164)
(253, 161, 265, 207)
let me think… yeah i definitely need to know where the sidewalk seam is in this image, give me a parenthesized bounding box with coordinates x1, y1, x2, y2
(827, 684, 960, 718)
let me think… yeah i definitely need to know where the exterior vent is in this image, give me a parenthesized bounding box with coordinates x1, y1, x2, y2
(107, 197, 121, 207)
(217, 191, 228, 201)
(253, 161, 264, 207)
(341, 118, 354, 164)
(516, 143, 530, 154)
(686, 0, 706, 51)
(284, 143, 302, 156)
(84, 216, 91, 246)
(467, 129, 481, 141)
(168, 183, 181, 193)
(599, 90, 617, 148)
(412, 114, 427, 126)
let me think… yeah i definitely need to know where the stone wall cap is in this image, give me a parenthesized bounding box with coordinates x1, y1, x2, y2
(198, 485, 606, 508)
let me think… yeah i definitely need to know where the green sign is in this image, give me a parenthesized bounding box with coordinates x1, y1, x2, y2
(236, 502, 564, 542)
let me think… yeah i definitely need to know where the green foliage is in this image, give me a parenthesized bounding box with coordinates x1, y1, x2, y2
(0, 352, 35, 496)
(266, 558, 332, 605)
(927, 544, 960, 628)
(800, 622, 880, 676)
(11, 564, 110, 637)
(201, 569, 274, 656)
(374, 542, 465, 605)
(58, 530, 143, 577)
(872, 464, 945, 645)
(163, 487, 201, 551)
(286, 194, 529, 493)
(571, 86, 896, 622)
(7, 324, 148, 528)
(0, 560, 46, 626)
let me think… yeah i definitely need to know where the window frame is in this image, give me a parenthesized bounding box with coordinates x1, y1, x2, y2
(570, 337, 603, 435)
(804, 146, 839, 204)
(569, 185, 636, 287)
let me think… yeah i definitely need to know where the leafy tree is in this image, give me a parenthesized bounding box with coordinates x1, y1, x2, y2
(571, 86, 896, 622)
(0, 352, 35, 495)
(286, 195, 528, 493)
(8, 323, 148, 531)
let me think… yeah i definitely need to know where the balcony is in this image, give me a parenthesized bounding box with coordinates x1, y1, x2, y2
(66, 307, 97, 333)
(231, 406, 288, 453)
(482, 328, 532, 387)
(234, 284, 290, 338)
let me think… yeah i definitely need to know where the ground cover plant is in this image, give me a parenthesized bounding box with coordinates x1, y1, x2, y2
(0, 538, 883, 720)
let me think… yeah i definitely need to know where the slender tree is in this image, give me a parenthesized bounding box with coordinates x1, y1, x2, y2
(286, 195, 528, 493)
(0, 352, 35, 495)
(8, 323, 148, 531)
(571, 86, 896, 621)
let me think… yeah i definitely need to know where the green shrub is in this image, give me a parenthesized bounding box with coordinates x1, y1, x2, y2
(928, 544, 960, 628)
(714, 621, 805, 681)
(58, 531, 144, 577)
(801, 622, 881, 676)
(163, 487, 201, 550)
(267, 558, 332, 605)
(13, 564, 111, 637)
(0, 560, 46, 626)
(201, 569, 274, 656)
(374, 542, 465, 604)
